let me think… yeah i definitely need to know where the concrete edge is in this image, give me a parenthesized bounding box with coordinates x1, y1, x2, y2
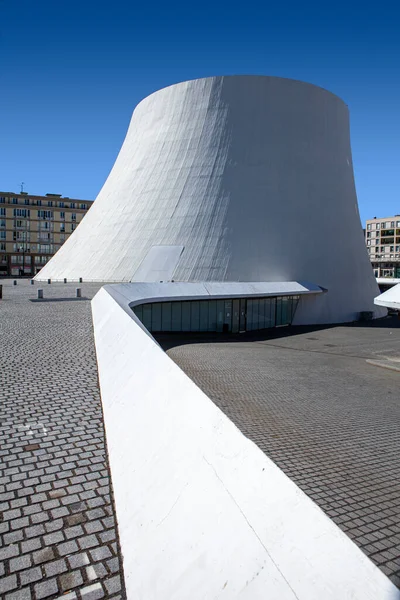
(91, 284, 399, 600)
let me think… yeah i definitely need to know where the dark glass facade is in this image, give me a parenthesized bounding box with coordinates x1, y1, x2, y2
(133, 296, 300, 333)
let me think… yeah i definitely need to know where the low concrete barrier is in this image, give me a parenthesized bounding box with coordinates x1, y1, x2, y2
(92, 285, 397, 600)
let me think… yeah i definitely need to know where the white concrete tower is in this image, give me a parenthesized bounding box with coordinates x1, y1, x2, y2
(35, 75, 383, 323)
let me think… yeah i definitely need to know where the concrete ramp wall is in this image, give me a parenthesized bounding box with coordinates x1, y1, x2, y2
(92, 285, 398, 600)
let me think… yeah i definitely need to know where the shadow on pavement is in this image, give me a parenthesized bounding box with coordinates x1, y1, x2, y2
(154, 316, 400, 351)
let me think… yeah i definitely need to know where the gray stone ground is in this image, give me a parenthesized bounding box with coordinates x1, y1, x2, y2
(0, 279, 125, 600)
(158, 318, 400, 588)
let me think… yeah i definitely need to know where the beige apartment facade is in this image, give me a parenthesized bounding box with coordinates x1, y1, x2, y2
(0, 191, 93, 277)
(365, 216, 400, 278)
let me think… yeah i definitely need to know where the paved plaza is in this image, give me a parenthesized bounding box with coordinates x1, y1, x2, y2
(0, 280, 125, 600)
(2, 278, 400, 596)
(158, 318, 400, 588)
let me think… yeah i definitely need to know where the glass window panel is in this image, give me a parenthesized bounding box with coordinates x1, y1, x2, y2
(232, 299, 240, 333)
(270, 298, 276, 327)
(276, 297, 282, 326)
(263, 298, 270, 328)
(161, 302, 172, 331)
(253, 298, 260, 330)
(191, 301, 200, 331)
(182, 302, 191, 331)
(281, 297, 289, 324)
(208, 300, 217, 331)
(247, 299, 254, 331)
(291, 296, 300, 321)
(239, 298, 246, 331)
(134, 304, 143, 323)
(199, 301, 209, 332)
(216, 300, 225, 332)
(152, 303, 162, 331)
(171, 302, 182, 331)
(258, 298, 266, 329)
(142, 304, 152, 331)
(223, 299, 232, 332)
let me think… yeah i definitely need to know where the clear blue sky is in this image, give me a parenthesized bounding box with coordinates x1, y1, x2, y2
(1, 0, 399, 223)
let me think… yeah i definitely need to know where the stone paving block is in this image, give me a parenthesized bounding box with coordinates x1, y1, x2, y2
(60, 570, 84, 591)
(34, 578, 59, 599)
(44, 558, 68, 577)
(90, 546, 112, 561)
(33, 547, 56, 565)
(0, 574, 18, 595)
(9, 553, 32, 572)
(19, 566, 43, 585)
(104, 576, 122, 595)
(58, 540, 79, 556)
(80, 583, 105, 600)
(5, 589, 32, 600)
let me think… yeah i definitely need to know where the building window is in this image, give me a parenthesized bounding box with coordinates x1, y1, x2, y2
(24, 198, 30, 205)
(48, 201, 53, 207)
(0, 219, 5, 227)
(367, 224, 371, 230)
(60, 223, 65, 232)
(376, 223, 380, 230)
(71, 213, 76, 221)
(390, 246, 394, 252)
(37, 244, 53, 254)
(69, 203, 75, 209)
(366, 232, 371, 238)
(396, 246, 399, 252)
(60, 211, 65, 219)
(0, 231, 6, 239)
(397, 221, 400, 228)
(59, 202, 64, 208)
(14, 208, 30, 218)
(12, 198, 18, 204)
(37, 200, 42, 206)
(367, 240, 371, 246)
(0, 207, 5, 216)
(80, 203, 87, 210)
(0, 243, 5, 251)
(0, 197, 5, 203)
(391, 222, 395, 228)
(71, 223, 76, 231)
(37, 210, 53, 219)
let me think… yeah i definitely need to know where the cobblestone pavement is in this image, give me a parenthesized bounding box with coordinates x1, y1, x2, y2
(0, 279, 125, 600)
(158, 319, 400, 587)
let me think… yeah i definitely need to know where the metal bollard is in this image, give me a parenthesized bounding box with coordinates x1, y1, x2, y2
(79, 277, 82, 283)
(38, 289, 43, 299)
(64, 278, 67, 284)
(0, 284, 2, 299)
(47, 279, 51, 284)
(76, 288, 81, 298)
(30, 279, 34, 285)
(13, 280, 17, 285)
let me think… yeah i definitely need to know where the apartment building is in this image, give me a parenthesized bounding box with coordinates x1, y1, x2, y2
(365, 216, 400, 278)
(0, 191, 93, 277)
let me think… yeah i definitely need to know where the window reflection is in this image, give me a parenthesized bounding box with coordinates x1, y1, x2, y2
(133, 296, 300, 333)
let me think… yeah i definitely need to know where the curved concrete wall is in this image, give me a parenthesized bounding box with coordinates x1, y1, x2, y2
(36, 75, 383, 323)
(92, 285, 397, 599)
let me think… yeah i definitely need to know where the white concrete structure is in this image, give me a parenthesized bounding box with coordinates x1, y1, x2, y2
(375, 283, 400, 311)
(36, 75, 383, 323)
(92, 284, 398, 599)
